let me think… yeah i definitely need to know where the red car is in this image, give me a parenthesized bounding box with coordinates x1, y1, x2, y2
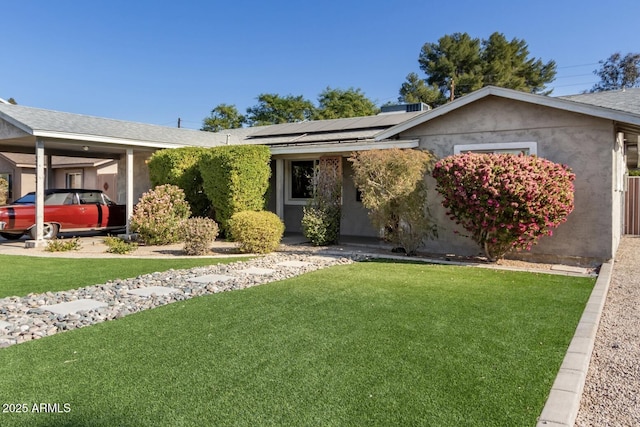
(0, 189, 126, 240)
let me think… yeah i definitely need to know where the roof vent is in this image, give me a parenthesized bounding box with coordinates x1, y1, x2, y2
(379, 102, 430, 114)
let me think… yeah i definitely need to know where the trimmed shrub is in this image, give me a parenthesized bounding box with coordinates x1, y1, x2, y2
(103, 235, 138, 254)
(130, 184, 191, 245)
(199, 145, 271, 234)
(147, 147, 211, 217)
(183, 217, 219, 256)
(432, 153, 575, 261)
(349, 148, 437, 255)
(228, 210, 284, 254)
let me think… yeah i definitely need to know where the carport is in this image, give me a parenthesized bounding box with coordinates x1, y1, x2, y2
(0, 101, 221, 247)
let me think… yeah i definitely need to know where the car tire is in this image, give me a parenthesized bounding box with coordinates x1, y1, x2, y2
(0, 232, 23, 240)
(28, 223, 59, 240)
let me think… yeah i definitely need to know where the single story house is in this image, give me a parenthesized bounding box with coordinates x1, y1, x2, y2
(0, 86, 638, 264)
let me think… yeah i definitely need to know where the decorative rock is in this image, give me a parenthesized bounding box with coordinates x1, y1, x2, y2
(0, 251, 355, 349)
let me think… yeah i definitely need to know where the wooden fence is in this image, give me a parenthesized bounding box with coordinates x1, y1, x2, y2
(625, 176, 640, 235)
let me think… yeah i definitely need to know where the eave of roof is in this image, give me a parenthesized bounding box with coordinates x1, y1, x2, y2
(375, 86, 640, 141)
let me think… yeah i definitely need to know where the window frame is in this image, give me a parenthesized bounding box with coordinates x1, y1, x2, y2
(65, 170, 83, 189)
(285, 159, 318, 205)
(453, 141, 537, 156)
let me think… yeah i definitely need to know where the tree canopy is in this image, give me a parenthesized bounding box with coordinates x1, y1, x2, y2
(314, 87, 379, 119)
(245, 93, 316, 126)
(409, 32, 556, 106)
(202, 87, 378, 131)
(201, 104, 246, 132)
(589, 52, 640, 92)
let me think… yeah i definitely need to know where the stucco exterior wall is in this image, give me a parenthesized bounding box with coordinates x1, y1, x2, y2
(116, 152, 152, 205)
(401, 96, 616, 262)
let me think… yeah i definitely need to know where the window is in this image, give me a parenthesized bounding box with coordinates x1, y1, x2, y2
(66, 171, 83, 189)
(291, 160, 315, 199)
(454, 142, 537, 156)
(286, 160, 318, 204)
(0, 173, 12, 199)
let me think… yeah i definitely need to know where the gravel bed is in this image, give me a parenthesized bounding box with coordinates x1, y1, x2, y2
(0, 252, 358, 348)
(575, 236, 640, 426)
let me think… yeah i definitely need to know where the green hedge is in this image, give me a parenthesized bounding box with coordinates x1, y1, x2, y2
(147, 147, 211, 217)
(228, 210, 284, 254)
(199, 145, 271, 234)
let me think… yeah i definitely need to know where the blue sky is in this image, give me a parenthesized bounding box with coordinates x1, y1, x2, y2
(2, 0, 639, 129)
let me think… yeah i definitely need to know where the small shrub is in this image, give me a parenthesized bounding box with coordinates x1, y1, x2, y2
(302, 158, 342, 246)
(130, 184, 191, 245)
(183, 217, 219, 256)
(302, 206, 340, 246)
(103, 235, 138, 254)
(228, 211, 285, 254)
(45, 237, 81, 252)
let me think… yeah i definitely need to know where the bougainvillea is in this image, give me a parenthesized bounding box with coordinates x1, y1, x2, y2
(432, 153, 575, 261)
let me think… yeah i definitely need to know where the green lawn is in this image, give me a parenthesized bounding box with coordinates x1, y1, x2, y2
(0, 261, 594, 426)
(0, 254, 249, 298)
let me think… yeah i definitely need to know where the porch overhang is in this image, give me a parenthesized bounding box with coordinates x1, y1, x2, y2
(269, 139, 419, 156)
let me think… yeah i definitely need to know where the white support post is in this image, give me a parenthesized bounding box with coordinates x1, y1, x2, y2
(26, 139, 46, 247)
(275, 158, 284, 220)
(125, 149, 134, 236)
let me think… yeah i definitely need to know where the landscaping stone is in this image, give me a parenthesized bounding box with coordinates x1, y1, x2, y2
(187, 274, 234, 284)
(127, 286, 179, 297)
(238, 267, 276, 276)
(43, 299, 109, 315)
(0, 252, 358, 348)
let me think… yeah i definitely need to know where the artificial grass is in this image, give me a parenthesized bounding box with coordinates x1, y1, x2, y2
(0, 254, 249, 298)
(0, 261, 594, 426)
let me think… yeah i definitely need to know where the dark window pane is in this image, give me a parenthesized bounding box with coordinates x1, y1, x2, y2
(291, 161, 315, 199)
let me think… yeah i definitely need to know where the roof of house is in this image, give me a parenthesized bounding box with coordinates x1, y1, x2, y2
(376, 86, 640, 141)
(559, 88, 640, 116)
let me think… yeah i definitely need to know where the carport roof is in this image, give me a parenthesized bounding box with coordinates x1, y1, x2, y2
(0, 103, 224, 149)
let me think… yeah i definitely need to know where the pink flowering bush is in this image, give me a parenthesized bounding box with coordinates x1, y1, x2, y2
(432, 153, 575, 261)
(130, 184, 191, 245)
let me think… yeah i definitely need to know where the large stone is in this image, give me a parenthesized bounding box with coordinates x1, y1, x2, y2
(127, 286, 179, 297)
(187, 274, 234, 284)
(238, 267, 275, 276)
(43, 299, 108, 315)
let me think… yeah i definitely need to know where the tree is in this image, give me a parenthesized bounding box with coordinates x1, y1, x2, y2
(481, 32, 556, 95)
(398, 72, 442, 105)
(349, 148, 437, 255)
(245, 93, 315, 126)
(201, 104, 246, 132)
(590, 52, 640, 92)
(432, 153, 575, 261)
(314, 87, 378, 119)
(414, 32, 556, 106)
